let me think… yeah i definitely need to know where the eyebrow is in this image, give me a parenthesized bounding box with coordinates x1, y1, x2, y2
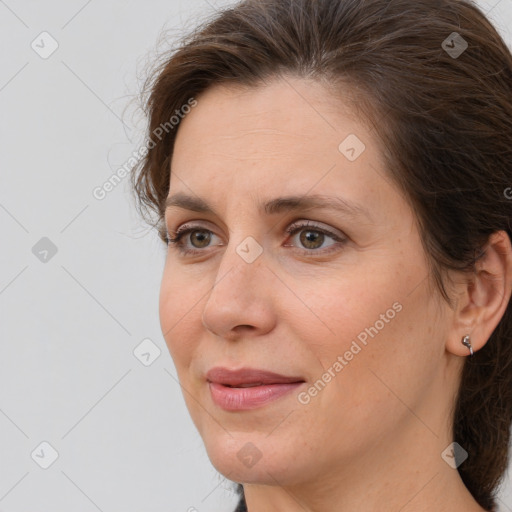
(164, 192, 373, 221)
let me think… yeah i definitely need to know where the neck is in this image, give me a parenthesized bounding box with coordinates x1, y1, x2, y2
(242, 415, 486, 512)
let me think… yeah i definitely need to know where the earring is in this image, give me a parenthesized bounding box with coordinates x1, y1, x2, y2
(461, 335, 474, 356)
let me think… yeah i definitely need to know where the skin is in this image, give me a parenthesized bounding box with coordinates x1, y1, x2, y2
(159, 76, 512, 512)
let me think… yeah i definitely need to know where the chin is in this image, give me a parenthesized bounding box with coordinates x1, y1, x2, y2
(201, 429, 306, 485)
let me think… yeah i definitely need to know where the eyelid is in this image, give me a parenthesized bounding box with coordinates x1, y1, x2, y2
(166, 217, 344, 238)
(286, 219, 345, 239)
(167, 219, 220, 238)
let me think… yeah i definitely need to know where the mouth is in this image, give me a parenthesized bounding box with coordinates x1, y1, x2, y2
(206, 366, 305, 387)
(206, 367, 306, 410)
(224, 382, 266, 388)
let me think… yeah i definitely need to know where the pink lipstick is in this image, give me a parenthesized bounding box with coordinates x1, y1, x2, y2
(206, 367, 305, 411)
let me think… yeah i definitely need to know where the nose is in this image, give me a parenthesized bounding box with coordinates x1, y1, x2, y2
(201, 240, 276, 340)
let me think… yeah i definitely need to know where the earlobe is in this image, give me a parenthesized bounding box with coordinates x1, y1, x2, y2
(446, 230, 512, 357)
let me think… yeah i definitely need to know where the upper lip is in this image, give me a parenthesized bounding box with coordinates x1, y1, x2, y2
(206, 367, 305, 386)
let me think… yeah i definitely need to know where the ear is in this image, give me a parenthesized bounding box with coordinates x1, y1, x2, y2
(446, 230, 512, 357)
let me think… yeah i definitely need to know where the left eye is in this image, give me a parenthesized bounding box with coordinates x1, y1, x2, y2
(285, 221, 343, 252)
(166, 221, 346, 255)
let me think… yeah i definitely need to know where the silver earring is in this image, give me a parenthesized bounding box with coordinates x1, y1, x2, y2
(461, 335, 474, 356)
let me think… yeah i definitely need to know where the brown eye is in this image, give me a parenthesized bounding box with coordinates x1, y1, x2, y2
(166, 221, 347, 257)
(285, 221, 346, 254)
(299, 229, 325, 250)
(166, 225, 220, 255)
(189, 229, 211, 248)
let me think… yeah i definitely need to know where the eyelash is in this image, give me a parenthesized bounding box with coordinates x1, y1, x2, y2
(165, 221, 347, 257)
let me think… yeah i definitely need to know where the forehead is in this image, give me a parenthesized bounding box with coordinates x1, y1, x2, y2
(175, 77, 360, 146)
(168, 77, 389, 216)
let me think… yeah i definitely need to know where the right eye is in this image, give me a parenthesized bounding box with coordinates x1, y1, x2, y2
(166, 225, 222, 256)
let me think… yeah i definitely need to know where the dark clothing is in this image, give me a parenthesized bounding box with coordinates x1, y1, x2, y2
(233, 496, 248, 512)
(233, 484, 247, 512)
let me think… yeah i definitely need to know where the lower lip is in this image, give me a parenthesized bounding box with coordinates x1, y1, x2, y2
(209, 381, 304, 411)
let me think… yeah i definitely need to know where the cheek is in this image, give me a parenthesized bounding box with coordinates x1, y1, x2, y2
(292, 257, 441, 405)
(159, 267, 200, 366)
(306, 277, 445, 441)
(285, 263, 405, 360)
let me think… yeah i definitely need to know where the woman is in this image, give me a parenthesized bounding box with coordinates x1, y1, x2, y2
(131, 0, 512, 510)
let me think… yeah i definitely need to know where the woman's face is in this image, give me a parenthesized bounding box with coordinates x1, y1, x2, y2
(160, 77, 460, 489)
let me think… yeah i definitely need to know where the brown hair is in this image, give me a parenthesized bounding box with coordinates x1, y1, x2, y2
(131, 0, 512, 510)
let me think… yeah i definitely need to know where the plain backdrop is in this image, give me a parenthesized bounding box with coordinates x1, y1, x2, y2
(1, 0, 512, 511)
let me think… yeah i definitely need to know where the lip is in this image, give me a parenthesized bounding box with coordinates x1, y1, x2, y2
(206, 367, 305, 386)
(206, 367, 305, 411)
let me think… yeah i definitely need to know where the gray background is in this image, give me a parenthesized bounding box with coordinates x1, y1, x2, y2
(1, 0, 511, 511)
